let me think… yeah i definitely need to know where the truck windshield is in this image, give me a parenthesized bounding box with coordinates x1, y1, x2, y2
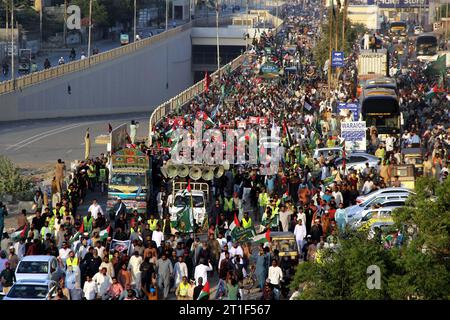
(110, 173, 146, 186)
(174, 195, 204, 208)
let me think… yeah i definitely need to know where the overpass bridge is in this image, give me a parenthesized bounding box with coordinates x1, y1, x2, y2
(0, 9, 283, 123)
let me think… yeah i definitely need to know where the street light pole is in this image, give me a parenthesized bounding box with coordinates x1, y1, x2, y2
(216, 0, 220, 72)
(63, 0, 67, 47)
(134, 0, 137, 42)
(166, 0, 168, 32)
(11, 0, 14, 85)
(88, 0, 92, 57)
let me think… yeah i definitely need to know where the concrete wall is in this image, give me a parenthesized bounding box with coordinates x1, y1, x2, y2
(0, 29, 193, 122)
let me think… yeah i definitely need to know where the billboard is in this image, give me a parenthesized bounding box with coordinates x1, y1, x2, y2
(340, 121, 367, 152)
(110, 123, 129, 154)
(338, 103, 360, 122)
(367, 0, 428, 8)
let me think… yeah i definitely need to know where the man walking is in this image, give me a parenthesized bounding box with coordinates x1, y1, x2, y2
(155, 253, 173, 299)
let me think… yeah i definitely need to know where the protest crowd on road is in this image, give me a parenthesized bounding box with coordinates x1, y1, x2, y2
(1, 0, 449, 301)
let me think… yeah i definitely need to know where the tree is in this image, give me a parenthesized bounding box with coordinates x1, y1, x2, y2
(0, 156, 33, 196)
(72, 0, 109, 28)
(313, 6, 366, 69)
(291, 178, 450, 300)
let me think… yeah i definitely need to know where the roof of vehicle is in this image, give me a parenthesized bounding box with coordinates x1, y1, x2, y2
(14, 279, 55, 285)
(175, 190, 204, 196)
(271, 231, 295, 239)
(19, 255, 54, 262)
(362, 187, 414, 196)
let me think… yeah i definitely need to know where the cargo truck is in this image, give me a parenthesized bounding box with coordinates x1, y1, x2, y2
(107, 148, 151, 216)
(357, 49, 388, 96)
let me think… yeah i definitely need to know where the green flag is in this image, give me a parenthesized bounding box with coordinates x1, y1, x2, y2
(426, 55, 446, 77)
(174, 189, 194, 234)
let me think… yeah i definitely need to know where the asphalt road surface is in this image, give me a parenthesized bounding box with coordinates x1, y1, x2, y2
(0, 112, 150, 166)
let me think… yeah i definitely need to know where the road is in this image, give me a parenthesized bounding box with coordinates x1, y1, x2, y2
(0, 112, 150, 165)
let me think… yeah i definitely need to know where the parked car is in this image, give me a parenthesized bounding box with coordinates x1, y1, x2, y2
(2, 279, 57, 300)
(15, 255, 65, 282)
(334, 152, 379, 172)
(351, 207, 395, 230)
(355, 187, 414, 204)
(346, 196, 408, 222)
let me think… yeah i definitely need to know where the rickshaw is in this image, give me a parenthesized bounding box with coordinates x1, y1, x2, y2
(270, 232, 299, 266)
(401, 147, 425, 176)
(390, 164, 416, 190)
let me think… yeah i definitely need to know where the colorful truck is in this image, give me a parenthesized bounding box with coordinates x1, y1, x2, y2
(107, 148, 151, 215)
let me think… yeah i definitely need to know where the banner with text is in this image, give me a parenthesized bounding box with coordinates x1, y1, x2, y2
(340, 121, 367, 152)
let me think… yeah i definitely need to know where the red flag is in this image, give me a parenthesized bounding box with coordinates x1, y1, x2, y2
(265, 228, 271, 242)
(187, 179, 192, 192)
(79, 223, 84, 234)
(204, 71, 211, 93)
(234, 213, 241, 228)
(20, 225, 28, 238)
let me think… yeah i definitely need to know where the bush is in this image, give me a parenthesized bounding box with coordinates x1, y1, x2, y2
(0, 156, 34, 198)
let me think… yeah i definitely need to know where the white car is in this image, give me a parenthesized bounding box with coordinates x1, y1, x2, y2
(2, 279, 58, 300)
(15, 255, 65, 282)
(313, 147, 343, 160)
(351, 208, 395, 229)
(414, 26, 424, 35)
(356, 187, 415, 204)
(334, 153, 380, 172)
(346, 196, 408, 222)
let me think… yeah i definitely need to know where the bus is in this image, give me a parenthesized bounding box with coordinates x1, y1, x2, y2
(364, 77, 398, 95)
(416, 33, 440, 62)
(389, 21, 407, 42)
(361, 87, 401, 137)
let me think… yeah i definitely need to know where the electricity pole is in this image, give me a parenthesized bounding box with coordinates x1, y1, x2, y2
(165, 0, 168, 32)
(11, 0, 14, 85)
(134, 0, 137, 42)
(63, 0, 67, 47)
(216, 0, 220, 72)
(88, 0, 92, 57)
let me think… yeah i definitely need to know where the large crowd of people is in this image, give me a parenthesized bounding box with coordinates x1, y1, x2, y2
(0, 0, 449, 301)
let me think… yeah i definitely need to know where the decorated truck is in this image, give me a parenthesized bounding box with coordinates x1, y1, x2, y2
(107, 148, 151, 215)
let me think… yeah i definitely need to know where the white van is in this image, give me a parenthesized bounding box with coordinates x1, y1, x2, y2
(15, 255, 65, 282)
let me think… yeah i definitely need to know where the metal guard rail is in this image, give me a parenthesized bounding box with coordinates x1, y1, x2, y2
(147, 53, 246, 144)
(147, 12, 285, 145)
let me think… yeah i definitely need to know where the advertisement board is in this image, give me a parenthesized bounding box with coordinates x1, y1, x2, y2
(340, 121, 367, 152)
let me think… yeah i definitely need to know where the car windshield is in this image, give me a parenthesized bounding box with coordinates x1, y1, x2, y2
(16, 261, 48, 274)
(7, 285, 49, 299)
(174, 195, 204, 208)
(271, 239, 297, 252)
(110, 173, 146, 186)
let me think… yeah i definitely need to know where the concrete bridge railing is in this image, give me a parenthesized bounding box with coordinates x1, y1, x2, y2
(0, 22, 196, 96)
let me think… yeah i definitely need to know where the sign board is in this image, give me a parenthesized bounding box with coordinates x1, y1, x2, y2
(340, 121, 367, 152)
(110, 123, 129, 154)
(332, 51, 345, 67)
(260, 62, 279, 74)
(338, 103, 360, 122)
(367, 0, 428, 8)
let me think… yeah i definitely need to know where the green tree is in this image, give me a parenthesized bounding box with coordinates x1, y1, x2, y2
(72, 0, 109, 28)
(0, 156, 33, 196)
(313, 7, 366, 69)
(291, 178, 450, 300)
